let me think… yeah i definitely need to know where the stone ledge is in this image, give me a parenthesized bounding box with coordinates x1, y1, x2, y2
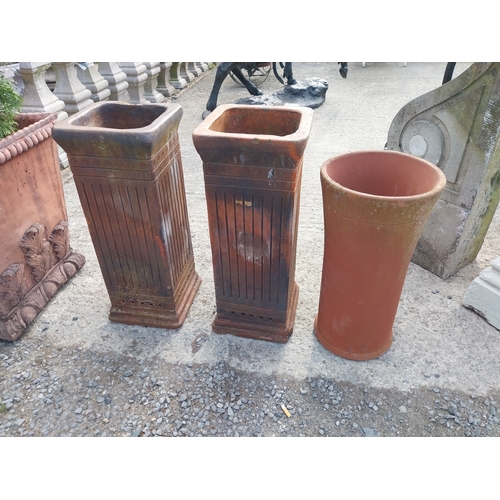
(463, 257, 500, 331)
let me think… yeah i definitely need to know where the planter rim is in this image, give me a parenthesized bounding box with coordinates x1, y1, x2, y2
(0, 112, 57, 165)
(52, 102, 183, 161)
(55, 101, 181, 135)
(320, 149, 447, 202)
(194, 103, 314, 143)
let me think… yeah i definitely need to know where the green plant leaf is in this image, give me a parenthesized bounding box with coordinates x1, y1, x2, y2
(0, 75, 23, 139)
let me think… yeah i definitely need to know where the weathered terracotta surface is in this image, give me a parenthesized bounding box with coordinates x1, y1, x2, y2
(315, 150, 446, 360)
(52, 102, 201, 329)
(0, 113, 85, 341)
(193, 104, 313, 342)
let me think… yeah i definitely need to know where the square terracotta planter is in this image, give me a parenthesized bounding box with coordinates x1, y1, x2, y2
(193, 104, 313, 342)
(52, 102, 201, 329)
(0, 113, 85, 341)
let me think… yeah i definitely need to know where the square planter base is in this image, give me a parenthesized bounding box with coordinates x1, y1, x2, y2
(108, 265, 201, 329)
(211, 283, 299, 343)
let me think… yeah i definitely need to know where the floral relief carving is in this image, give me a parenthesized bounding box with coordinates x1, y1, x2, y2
(0, 264, 27, 316)
(0, 220, 85, 341)
(19, 223, 56, 283)
(49, 220, 70, 260)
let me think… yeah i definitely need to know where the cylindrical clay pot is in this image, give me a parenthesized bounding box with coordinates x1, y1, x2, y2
(315, 150, 447, 360)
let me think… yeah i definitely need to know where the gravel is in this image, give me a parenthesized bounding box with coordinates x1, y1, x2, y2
(2, 339, 500, 437)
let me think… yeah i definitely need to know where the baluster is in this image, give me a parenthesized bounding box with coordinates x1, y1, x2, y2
(169, 62, 187, 90)
(18, 62, 67, 121)
(18, 62, 69, 169)
(157, 62, 177, 98)
(143, 62, 165, 103)
(196, 62, 209, 72)
(188, 62, 203, 77)
(180, 62, 195, 82)
(119, 62, 148, 104)
(77, 62, 111, 102)
(98, 62, 129, 101)
(51, 62, 93, 115)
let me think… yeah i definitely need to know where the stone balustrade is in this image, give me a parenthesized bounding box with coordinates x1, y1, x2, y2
(1, 62, 213, 168)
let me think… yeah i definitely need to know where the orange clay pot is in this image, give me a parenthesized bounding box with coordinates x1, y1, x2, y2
(314, 150, 446, 360)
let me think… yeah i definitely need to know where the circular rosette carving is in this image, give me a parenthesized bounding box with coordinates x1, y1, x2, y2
(401, 119, 444, 166)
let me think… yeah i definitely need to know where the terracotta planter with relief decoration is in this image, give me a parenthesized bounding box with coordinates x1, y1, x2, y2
(0, 112, 85, 341)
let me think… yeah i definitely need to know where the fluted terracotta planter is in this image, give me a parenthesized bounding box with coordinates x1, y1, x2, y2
(192, 104, 314, 342)
(52, 102, 201, 329)
(315, 150, 446, 360)
(0, 113, 85, 341)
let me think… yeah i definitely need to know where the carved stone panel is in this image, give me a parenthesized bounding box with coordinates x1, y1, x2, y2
(387, 63, 500, 279)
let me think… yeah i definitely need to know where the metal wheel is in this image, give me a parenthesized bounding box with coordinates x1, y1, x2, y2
(229, 63, 272, 87)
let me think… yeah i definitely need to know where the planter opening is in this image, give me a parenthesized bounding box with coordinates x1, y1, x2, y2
(209, 106, 302, 136)
(325, 150, 445, 197)
(67, 102, 167, 130)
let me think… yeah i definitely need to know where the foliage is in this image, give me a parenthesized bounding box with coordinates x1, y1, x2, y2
(0, 75, 23, 139)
